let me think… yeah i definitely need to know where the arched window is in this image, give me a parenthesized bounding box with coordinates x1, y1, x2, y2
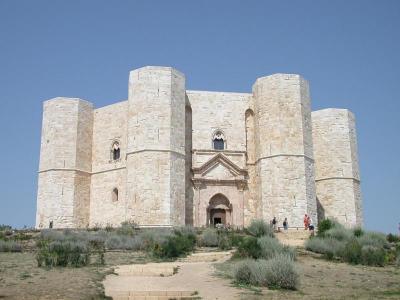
(112, 188, 119, 202)
(111, 141, 120, 161)
(212, 130, 225, 150)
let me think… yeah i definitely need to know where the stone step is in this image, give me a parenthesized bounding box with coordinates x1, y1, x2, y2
(109, 290, 198, 300)
(114, 263, 179, 277)
(179, 250, 233, 263)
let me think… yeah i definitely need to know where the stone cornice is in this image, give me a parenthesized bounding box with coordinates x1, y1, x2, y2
(126, 149, 185, 157)
(315, 176, 361, 183)
(38, 167, 127, 175)
(256, 154, 314, 162)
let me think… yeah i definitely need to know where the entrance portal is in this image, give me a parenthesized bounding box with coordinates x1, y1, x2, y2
(208, 194, 231, 227)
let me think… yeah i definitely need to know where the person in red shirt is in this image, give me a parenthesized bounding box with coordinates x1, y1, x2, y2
(304, 214, 309, 230)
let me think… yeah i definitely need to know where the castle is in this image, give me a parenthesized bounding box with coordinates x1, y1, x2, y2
(36, 66, 363, 229)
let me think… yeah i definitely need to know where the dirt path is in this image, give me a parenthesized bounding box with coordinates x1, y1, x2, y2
(103, 251, 241, 300)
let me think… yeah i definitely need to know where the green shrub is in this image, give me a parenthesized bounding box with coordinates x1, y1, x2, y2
(387, 233, 400, 243)
(0, 224, 12, 231)
(357, 232, 389, 249)
(353, 227, 364, 237)
(324, 226, 352, 241)
(257, 236, 295, 261)
(0, 240, 22, 252)
(36, 240, 89, 267)
(105, 235, 142, 250)
(342, 239, 362, 264)
(233, 256, 298, 290)
(218, 233, 232, 250)
(198, 228, 219, 247)
(229, 233, 245, 247)
(317, 219, 334, 237)
(233, 259, 262, 285)
(150, 228, 196, 259)
(361, 245, 385, 266)
(305, 237, 345, 259)
(264, 254, 299, 290)
(236, 236, 262, 259)
(247, 219, 274, 238)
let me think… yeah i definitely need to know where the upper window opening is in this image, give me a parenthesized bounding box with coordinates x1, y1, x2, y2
(213, 131, 225, 150)
(112, 141, 120, 161)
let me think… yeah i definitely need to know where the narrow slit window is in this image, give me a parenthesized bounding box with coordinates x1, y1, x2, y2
(112, 141, 120, 161)
(112, 188, 119, 202)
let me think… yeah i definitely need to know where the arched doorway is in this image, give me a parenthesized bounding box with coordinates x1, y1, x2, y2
(208, 194, 232, 226)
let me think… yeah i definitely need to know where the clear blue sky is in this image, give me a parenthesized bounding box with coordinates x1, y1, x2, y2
(0, 0, 399, 233)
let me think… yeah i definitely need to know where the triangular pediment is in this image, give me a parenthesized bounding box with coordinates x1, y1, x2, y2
(192, 153, 247, 181)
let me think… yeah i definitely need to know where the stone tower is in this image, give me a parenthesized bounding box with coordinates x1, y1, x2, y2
(312, 109, 363, 227)
(36, 98, 93, 228)
(253, 74, 318, 227)
(126, 66, 186, 226)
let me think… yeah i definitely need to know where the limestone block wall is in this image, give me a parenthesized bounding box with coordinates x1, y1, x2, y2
(126, 66, 186, 226)
(253, 74, 317, 227)
(89, 101, 128, 226)
(312, 109, 363, 227)
(187, 91, 251, 151)
(36, 98, 93, 228)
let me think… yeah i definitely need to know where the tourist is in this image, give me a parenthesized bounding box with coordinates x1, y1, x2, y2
(283, 218, 288, 231)
(308, 216, 315, 236)
(272, 217, 277, 231)
(304, 214, 308, 230)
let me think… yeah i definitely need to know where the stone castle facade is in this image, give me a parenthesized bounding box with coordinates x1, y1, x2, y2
(36, 66, 363, 229)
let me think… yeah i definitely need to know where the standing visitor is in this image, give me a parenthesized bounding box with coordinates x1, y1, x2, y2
(308, 216, 315, 236)
(304, 214, 308, 230)
(272, 217, 277, 231)
(283, 218, 288, 231)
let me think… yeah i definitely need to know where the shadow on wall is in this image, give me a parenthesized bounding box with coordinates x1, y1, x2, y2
(316, 197, 325, 224)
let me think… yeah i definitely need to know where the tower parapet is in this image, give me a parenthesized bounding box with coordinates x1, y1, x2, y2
(253, 74, 317, 227)
(126, 66, 186, 226)
(312, 108, 363, 227)
(36, 98, 93, 228)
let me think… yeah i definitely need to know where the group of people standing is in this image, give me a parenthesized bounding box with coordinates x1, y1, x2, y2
(271, 217, 289, 231)
(304, 214, 315, 234)
(269, 215, 315, 234)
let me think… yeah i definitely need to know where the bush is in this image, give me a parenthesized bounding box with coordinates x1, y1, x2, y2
(36, 240, 89, 267)
(233, 255, 298, 290)
(105, 235, 142, 250)
(150, 228, 196, 259)
(247, 219, 274, 238)
(342, 239, 362, 264)
(353, 227, 364, 237)
(264, 254, 299, 290)
(236, 236, 262, 259)
(0, 240, 22, 252)
(324, 227, 352, 241)
(317, 219, 334, 237)
(233, 259, 262, 285)
(258, 236, 295, 261)
(198, 228, 219, 247)
(387, 233, 400, 243)
(396, 254, 400, 267)
(218, 233, 232, 250)
(357, 232, 389, 249)
(361, 245, 385, 266)
(305, 237, 345, 259)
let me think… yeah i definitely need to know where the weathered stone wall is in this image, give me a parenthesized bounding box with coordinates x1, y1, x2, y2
(312, 109, 363, 227)
(126, 67, 186, 226)
(253, 74, 317, 227)
(89, 101, 128, 226)
(36, 98, 93, 228)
